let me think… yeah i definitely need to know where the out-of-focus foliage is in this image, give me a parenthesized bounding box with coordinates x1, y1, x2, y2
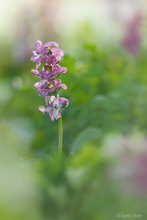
(0, 23, 147, 220)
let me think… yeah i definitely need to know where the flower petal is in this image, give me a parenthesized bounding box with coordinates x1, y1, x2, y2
(60, 83, 67, 90)
(36, 62, 41, 69)
(59, 97, 69, 107)
(31, 69, 39, 76)
(51, 48, 64, 61)
(48, 108, 55, 121)
(43, 41, 59, 48)
(54, 108, 61, 120)
(38, 106, 46, 113)
(35, 40, 43, 51)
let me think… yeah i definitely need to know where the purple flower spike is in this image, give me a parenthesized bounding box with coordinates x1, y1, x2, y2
(31, 40, 69, 121)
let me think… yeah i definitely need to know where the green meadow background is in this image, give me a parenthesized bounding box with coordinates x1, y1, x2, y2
(0, 1, 147, 219)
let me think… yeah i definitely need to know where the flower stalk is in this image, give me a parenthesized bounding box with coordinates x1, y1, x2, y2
(58, 116, 63, 154)
(31, 40, 69, 153)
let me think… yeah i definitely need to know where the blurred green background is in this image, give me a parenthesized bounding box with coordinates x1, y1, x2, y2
(0, 0, 147, 219)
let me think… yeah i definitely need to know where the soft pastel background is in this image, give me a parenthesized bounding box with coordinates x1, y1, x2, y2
(0, 0, 147, 219)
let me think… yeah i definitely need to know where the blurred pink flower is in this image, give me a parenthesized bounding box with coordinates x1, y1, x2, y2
(122, 14, 142, 55)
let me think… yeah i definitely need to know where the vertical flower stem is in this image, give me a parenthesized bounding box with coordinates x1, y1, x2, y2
(58, 116, 63, 154)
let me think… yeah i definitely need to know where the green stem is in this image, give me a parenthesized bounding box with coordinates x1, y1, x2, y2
(58, 116, 63, 154)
